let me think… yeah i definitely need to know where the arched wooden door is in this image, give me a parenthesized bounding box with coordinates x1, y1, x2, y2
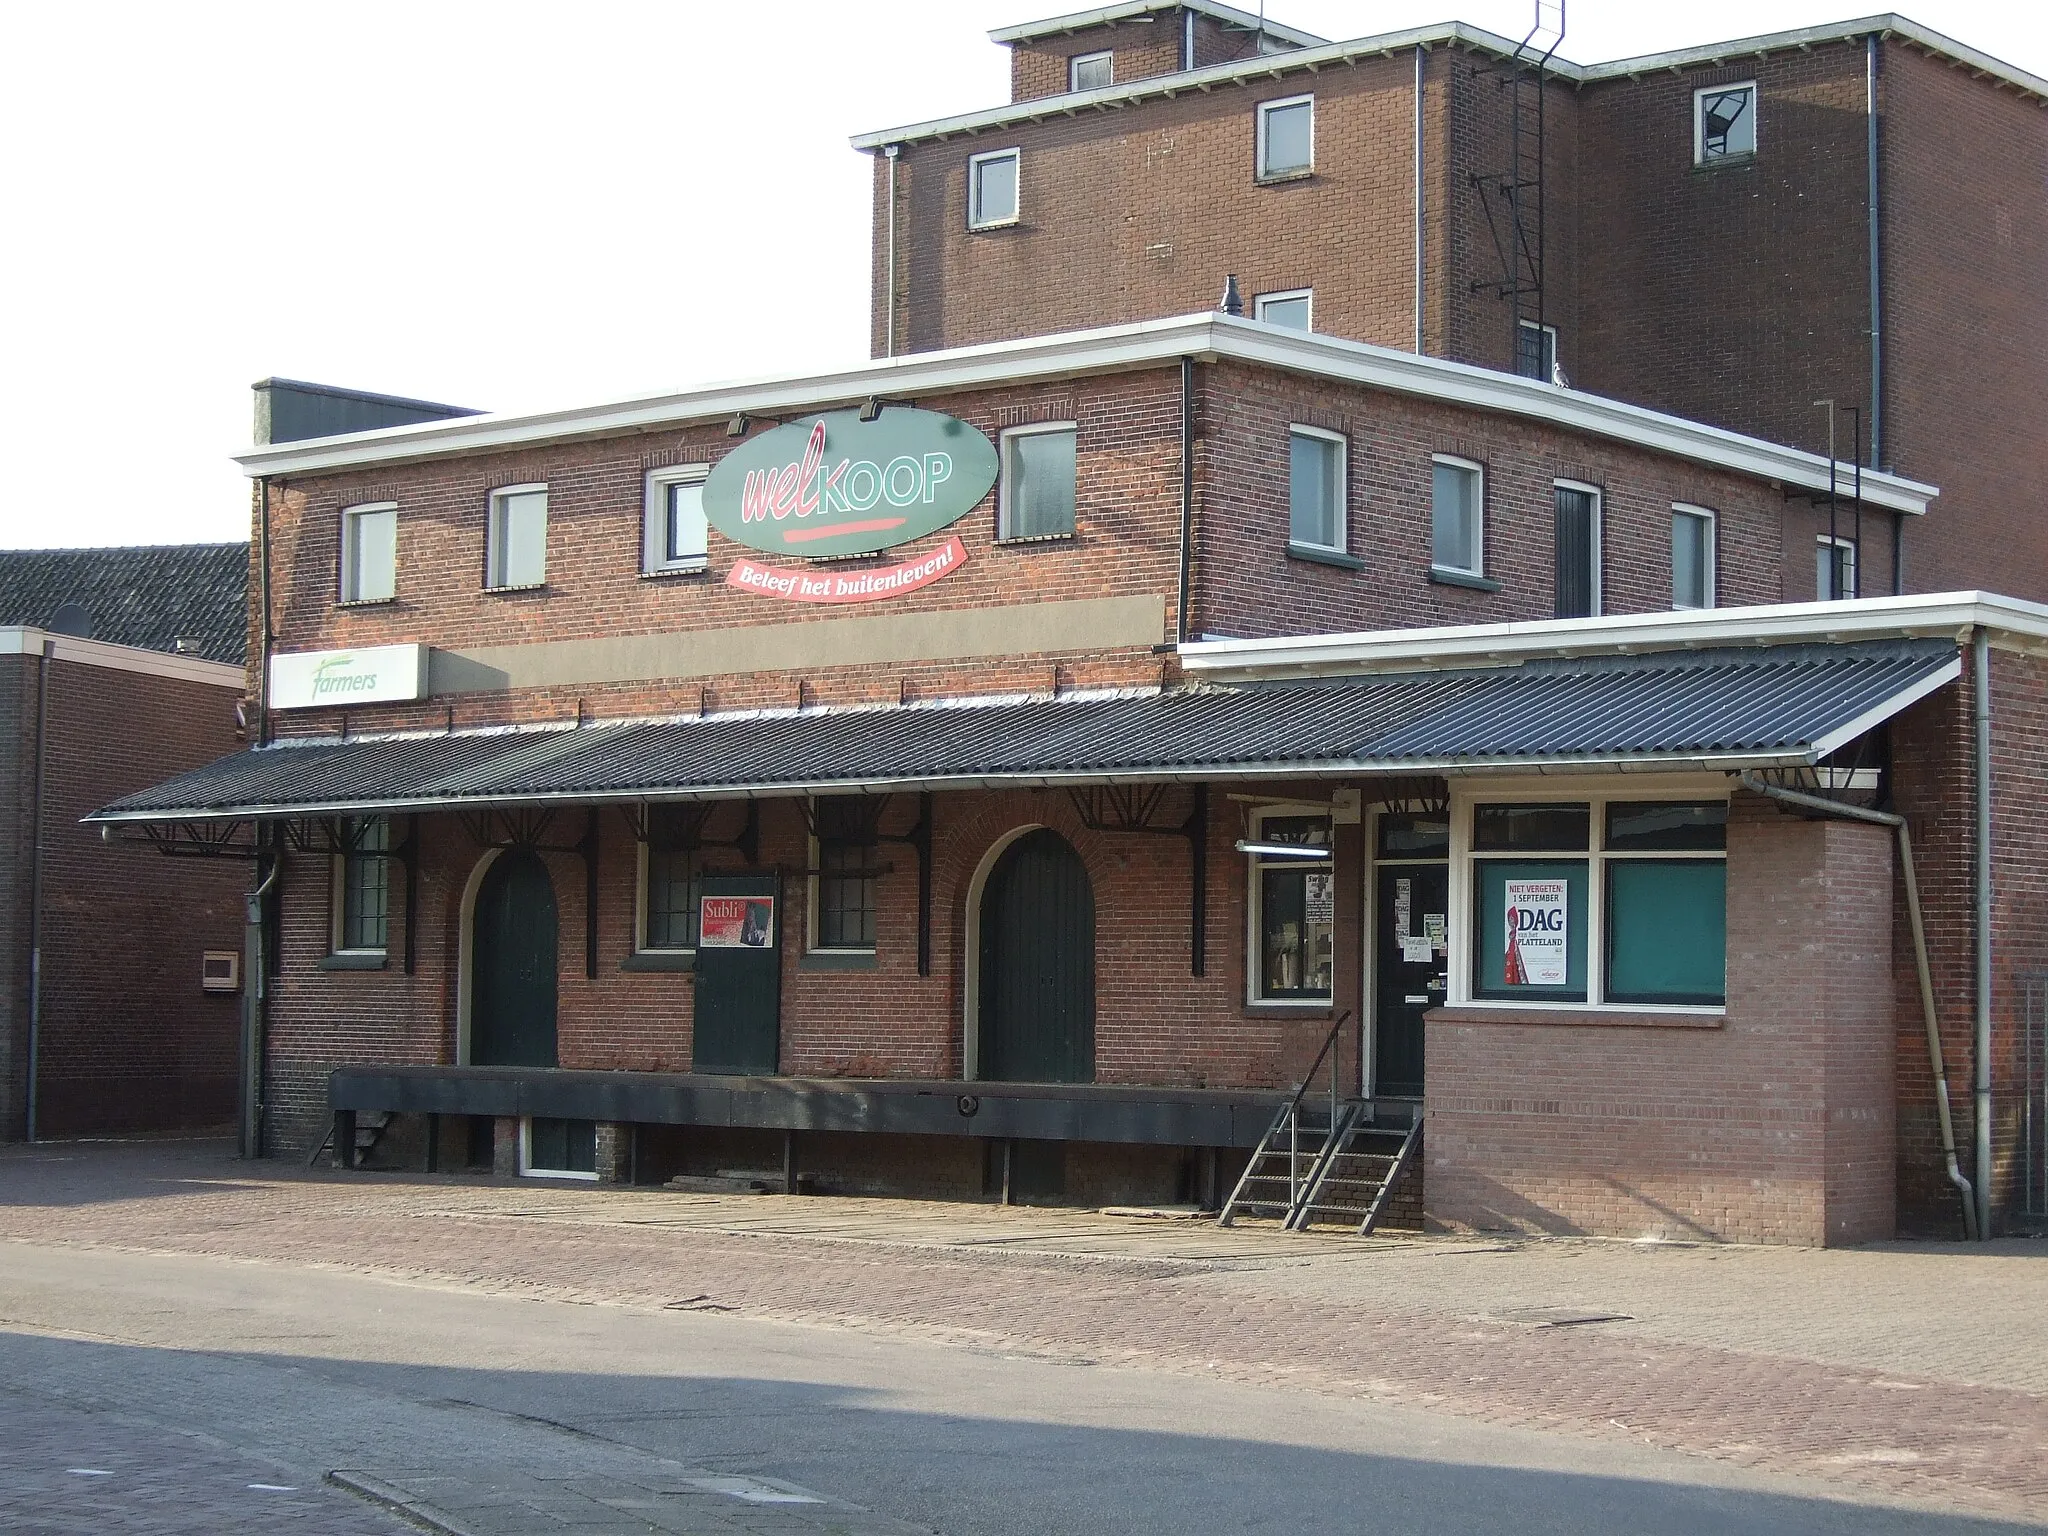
(977, 829, 1094, 1083)
(471, 850, 559, 1068)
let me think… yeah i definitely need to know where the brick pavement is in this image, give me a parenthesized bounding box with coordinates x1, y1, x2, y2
(6, 1139, 2048, 1525)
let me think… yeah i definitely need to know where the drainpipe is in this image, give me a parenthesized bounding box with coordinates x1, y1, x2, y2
(1176, 357, 1195, 644)
(1183, 7, 1194, 71)
(239, 850, 280, 1160)
(883, 145, 900, 359)
(1974, 626, 1994, 1238)
(1413, 44, 1425, 355)
(256, 477, 274, 746)
(24, 637, 51, 1143)
(1865, 34, 1884, 471)
(1738, 773, 1978, 1238)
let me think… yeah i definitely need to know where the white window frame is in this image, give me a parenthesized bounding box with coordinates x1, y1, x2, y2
(1431, 454, 1486, 579)
(1554, 478, 1603, 618)
(1694, 81, 1758, 166)
(338, 501, 397, 605)
(1069, 49, 1113, 91)
(1446, 776, 1731, 1016)
(643, 464, 710, 576)
(485, 482, 548, 591)
(1287, 423, 1347, 555)
(1671, 503, 1718, 610)
(1253, 288, 1313, 330)
(1245, 804, 1338, 1007)
(1256, 94, 1315, 181)
(968, 147, 1022, 230)
(1817, 533, 1858, 601)
(518, 1117, 599, 1181)
(807, 797, 878, 956)
(328, 816, 389, 958)
(1516, 319, 1559, 382)
(997, 420, 1079, 541)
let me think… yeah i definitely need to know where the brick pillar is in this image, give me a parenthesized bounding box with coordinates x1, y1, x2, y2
(595, 1122, 632, 1184)
(492, 1115, 520, 1177)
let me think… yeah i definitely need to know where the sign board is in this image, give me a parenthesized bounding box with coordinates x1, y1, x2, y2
(700, 894, 775, 949)
(268, 644, 426, 710)
(1502, 879, 1569, 987)
(702, 409, 999, 559)
(727, 536, 967, 605)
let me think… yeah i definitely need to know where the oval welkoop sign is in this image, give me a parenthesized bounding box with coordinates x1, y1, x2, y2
(702, 409, 999, 558)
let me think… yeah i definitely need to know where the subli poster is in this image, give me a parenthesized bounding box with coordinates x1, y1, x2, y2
(700, 896, 774, 949)
(1502, 879, 1568, 987)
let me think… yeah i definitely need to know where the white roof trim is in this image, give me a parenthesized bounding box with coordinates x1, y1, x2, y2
(855, 11, 2042, 150)
(233, 312, 1937, 516)
(1178, 591, 2048, 682)
(990, 1, 1325, 50)
(0, 627, 246, 688)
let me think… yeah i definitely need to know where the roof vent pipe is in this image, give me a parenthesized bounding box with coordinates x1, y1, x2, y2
(1219, 274, 1244, 316)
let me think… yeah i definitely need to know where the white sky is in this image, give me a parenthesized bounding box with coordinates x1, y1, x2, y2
(1, 0, 2041, 550)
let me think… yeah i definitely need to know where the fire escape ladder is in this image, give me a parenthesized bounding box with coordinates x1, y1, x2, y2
(1472, 0, 1565, 379)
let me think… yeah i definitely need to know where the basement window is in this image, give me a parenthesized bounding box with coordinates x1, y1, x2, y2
(1694, 82, 1757, 165)
(521, 1117, 597, 1180)
(1256, 95, 1314, 180)
(1070, 50, 1113, 92)
(969, 148, 1021, 229)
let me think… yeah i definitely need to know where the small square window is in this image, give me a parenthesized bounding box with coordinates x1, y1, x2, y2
(644, 466, 709, 574)
(1257, 95, 1314, 180)
(339, 502, 396, 603)
(486, 484, 547, 590)
(969, 148, 1020, 229)
(1431, 456, 1484, 577)
(1515, 321, 1558, 382)
(1672, 506, 1716, 610)
(1695, 82, 1757, 165)
(999, 423, 1077, 540)
(1070, 50, 1113, 92)
(1288, 426, 1345, 553)
(1818, 535, 1858, 600)
(1254, 289, 1312, 330)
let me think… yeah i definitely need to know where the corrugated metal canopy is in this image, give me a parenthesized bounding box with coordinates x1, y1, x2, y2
(87, 639, 1960, 823)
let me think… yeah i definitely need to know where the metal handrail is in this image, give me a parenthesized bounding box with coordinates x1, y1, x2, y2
(1283, 1010, 1352, 1210)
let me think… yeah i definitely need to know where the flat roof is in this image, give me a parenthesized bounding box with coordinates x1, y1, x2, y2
(989, 1, 1326, 51)
(233, 311, 1937, 517)
(852, 11, 2045, 150)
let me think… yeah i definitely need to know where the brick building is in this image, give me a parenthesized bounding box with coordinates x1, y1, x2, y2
(87, 5, 2048, 1244)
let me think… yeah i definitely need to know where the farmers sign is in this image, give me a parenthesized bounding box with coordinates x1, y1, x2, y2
(702, 409, 998, 559)
(269, 643, 426, 710)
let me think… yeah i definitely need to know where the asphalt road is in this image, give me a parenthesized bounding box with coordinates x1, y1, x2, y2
(3, 1241, 2034, 1536)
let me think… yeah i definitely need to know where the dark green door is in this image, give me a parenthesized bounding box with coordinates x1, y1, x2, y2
(471, 850, 558, 1068)
(1373, 861, 1446, 1098)
(978, 829, 1094, 1084)
(693, 873, 781, 1075)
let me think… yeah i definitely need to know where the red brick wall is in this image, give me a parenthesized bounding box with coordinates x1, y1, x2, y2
(0, 656, 31, 1137)
(1425, 793, 1896, 1246)
(1008, 16, 1184, 102)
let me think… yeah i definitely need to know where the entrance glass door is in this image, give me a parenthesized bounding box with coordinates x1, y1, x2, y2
(1371, 814, 1449, 1099)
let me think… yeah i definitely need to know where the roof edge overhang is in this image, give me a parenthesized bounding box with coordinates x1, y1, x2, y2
(0, 626, 246, 688)
(989, 1, 1326, 49)
(1180, 591, 2045, 682)
(231, 313, 1936, 516)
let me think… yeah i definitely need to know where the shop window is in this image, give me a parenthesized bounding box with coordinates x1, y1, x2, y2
(969, 147, 1021, 229)
(1463, 796, 1726, 1009)
(522, 1117, 597, 1180)
(1695, 82, 1757, 165)
(1431, 456, 1484, 578)
(1288, 426, 1346, 554)
(999, 423, 1077, 540)
(486, 483, 548, 590)
(339, 502, 396, 604)
(1818, 535, 1858, 600)
(1672, 505, 1716, 610)
(1254, 288, 1312, 330)
(1248, 811, 1334, 1003)
(641, 809, 703, 952)
(332, 816, 389, 955)
(812, 798, 877, 952)
(1516, 321, 1558, 383)
(1553, 481, 1601, 619)
(643, 466, 709, 575)
(1257, 95, 1314, 180)
(1070, 50, 1113, 91)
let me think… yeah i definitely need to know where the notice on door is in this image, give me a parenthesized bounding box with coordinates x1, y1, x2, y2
(701, 895, 775, 948)
(1502, 880, 1568, 987)
(1304, 872, 1334, 924)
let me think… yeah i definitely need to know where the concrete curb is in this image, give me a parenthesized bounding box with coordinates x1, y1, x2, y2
(328, 1471, 482, 1536)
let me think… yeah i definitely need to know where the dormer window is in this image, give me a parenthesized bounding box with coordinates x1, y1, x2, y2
(1070, 50, 1113, 92)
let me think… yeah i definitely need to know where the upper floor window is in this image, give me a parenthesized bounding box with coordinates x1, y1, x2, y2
(644, 465, 709, 575)
(1431, 456, 1484, 578)
(969, 148, 1021, 229)
(1256, 95, 1314, 180)
(332, 816, 389, 955)
(999, 422, 1077, 540)
(1288, 426, 1346, 554)
(1672, 505, 1717, 610)
(1553, 481, 1602, 619)
(1516, 320, 1558, 383)
(812, 798, 878, 952)
(339, 502, 397, 604)
(1818, 535, 1858, 601)
(1695, 82, 1757, 165)
(1254, 289, 1312, 330)
(486, 484, 548, 590)
(1248, 810, 1334, 1003)
(1069, 50, 1113, 91)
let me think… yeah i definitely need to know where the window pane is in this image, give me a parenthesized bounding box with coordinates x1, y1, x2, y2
(1256, 294, 1310, 330)
(1472, 858, 1589, 1002)
(345, 508, 396, 602)
(1432, 462, 1478, 572)
(645, 846, 701, 949)
(493, 491, 547, 587)
(1516, 324, 1554, 381)
(1260, 866, 1334, 998)
(1261, 100, 1312, 176)
(1606, 860, 1727, 1005)
(1003, 429, 1076, 538)
(1605, 801, 1728, 852)
(1699, 86, 1756, 160)
(1554, 486, 1598, 618)
(817, 798, 877, 950)
(973, 154, 1018, 225)
(1376, 814, 1449, 859)
(1262, 814, 1331, 849)
(665, 481, 707, 563)
(340, 816, 389, 951)
(1071, 52, 1112, 91)
(1672, 512, 1710, 608)
(1472, 804, 1589, 852)
(1817, 540, 1856, 600)
(1289, 432, 1341, 549)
